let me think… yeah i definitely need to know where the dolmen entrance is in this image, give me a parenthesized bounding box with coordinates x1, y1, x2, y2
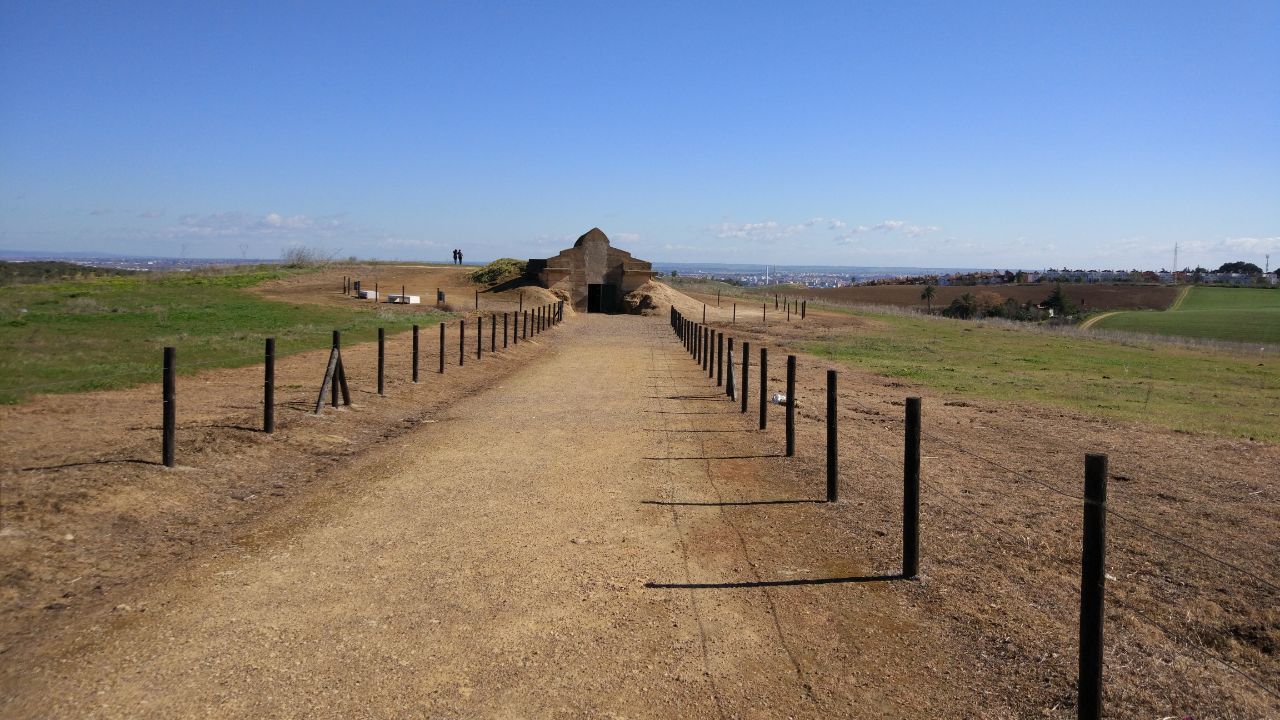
(526, 228, 657, 313)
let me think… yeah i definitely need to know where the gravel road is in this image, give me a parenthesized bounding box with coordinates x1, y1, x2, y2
(5, 315, 972, 718)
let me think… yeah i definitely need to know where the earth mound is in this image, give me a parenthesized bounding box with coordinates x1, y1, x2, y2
(622, 281, 680, 315)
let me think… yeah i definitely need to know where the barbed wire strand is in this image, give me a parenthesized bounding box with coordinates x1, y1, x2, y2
(1111, 594, 1280, 702)
(682, 321, 1279, 586)
(921, 429, 1280, 592)
(922, 430, 1083, 502)
(1107, 510, 1278, 593)
(678, 310, 1280, 692)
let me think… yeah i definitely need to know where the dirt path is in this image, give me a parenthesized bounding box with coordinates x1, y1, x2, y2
(6, 310, 1276, 718)
(1077, 310, 1119, 330)
(3, 315, 981, 718)
(1082, 285, 1191, 330)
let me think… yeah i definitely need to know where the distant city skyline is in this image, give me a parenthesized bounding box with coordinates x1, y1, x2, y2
(2, 3, 1276, 270)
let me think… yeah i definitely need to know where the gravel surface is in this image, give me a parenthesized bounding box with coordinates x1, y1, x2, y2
(2, 292, 1276, 718)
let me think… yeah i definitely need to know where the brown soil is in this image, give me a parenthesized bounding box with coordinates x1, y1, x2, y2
(253, 263, 566, 315)
(795, 282, 1179, 311)
(1, 282, 1275, 718)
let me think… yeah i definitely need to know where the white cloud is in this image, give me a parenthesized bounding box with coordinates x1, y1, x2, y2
(708, 218, 838, 242)
(835, 219, 942, 244)
(710, 220, 784, 240)
(377, 237, 440, 248)
(532, 233, 576, 248)
(903, 224, 941, 238)
(1221, 236, 1280, 254)
(1087, 235, 1279, 269)
(264, 212, 314, 229)
(162, 212, 345, 240)
(711, 216, 943, 250)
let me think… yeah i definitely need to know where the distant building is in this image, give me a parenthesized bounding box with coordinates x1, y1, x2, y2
(527, 228, 658, 313)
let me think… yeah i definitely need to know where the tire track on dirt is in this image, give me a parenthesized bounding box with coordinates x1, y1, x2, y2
(646, 340, 729, 720)
(647, 326, 823, 716)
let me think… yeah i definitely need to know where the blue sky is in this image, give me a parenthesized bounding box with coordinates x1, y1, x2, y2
(2, 1, 1277, 269)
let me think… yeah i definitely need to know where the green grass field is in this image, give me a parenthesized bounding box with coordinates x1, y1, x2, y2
(672, 278, 1279, 441)
(804, 311, 1280, 443)
(1092, 286, 1280, 344)
(0, 269, 446, 404)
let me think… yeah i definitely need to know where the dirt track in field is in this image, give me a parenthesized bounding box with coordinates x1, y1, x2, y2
(1, 277, 1276, 718)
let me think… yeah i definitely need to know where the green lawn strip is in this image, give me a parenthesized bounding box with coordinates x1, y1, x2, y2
(1094, 286, 1280, 344)
(1179, 286, 1280, 310)
(801, 311, 1279, 443)
(1094, 308, 1280, 344)
(0, 270, 448, 404)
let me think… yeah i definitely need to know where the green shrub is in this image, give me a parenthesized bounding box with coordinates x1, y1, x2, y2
(468, 258, 527, 285)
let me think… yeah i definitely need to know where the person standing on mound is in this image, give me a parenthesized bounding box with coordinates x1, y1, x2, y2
(457, 250, 464, 265)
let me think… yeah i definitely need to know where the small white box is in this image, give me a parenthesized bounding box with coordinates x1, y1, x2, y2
(389, 294, 421, 304)
(358, 290, 379, 300)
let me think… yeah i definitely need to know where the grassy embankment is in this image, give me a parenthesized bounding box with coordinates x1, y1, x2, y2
(0, 268, 448, 404)
(806, 312, 1278, 442)
(668, 278, 1279, 442)
(1092, 286, 1280, 344)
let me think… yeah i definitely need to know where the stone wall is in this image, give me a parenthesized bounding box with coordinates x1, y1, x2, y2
(534, 228, 657, 312)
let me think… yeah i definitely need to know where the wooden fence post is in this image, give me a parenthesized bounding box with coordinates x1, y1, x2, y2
(717, 332, 724, 386)
(263, 338, 275, 433)
(759, 347, 768, 430)
(740, 341, 750, 413)
(377, 327, 385, 395)
(903, 397, 921, 577)
(331, 331, 341, 407)
(785, 355, 796, 456)
(726, 338, 735, 400)
(162, 346, 176, 467)
(1079, 453, 1108, 720)
(827, 370, 838, 502)
(412, 325, 420, 382)
(707, 328, 714, 378)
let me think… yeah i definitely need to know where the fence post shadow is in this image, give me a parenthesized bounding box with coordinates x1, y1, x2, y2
(644, 573, 907, 590)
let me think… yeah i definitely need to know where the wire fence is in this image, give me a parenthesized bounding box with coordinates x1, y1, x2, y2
(668, 306, 1279, 716)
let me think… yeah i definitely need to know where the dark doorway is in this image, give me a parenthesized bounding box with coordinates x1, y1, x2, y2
(587, 283, 618, 313)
